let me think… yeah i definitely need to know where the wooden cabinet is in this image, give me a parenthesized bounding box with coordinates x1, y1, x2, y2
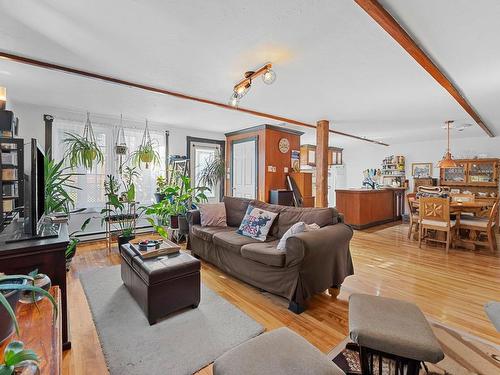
(440, 159, 499, 187)
(300, 144, 343, 167)
(289, 172, 315, 207)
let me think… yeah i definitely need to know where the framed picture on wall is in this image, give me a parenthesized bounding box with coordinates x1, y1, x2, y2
(411, 163, 432, 178)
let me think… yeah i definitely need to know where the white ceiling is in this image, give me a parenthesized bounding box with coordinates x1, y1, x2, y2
(0, 0, 498, 147)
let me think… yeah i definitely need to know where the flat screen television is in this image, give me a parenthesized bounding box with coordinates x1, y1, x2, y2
(6, 138, 59, 242)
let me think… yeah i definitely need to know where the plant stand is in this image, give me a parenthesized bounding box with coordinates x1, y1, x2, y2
(105, 201, 137, 253)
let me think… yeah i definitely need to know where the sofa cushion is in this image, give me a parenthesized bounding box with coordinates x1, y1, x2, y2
(191, 225, 234, 242)
(277, 206, 338, 237)
(199, 202, 227, 227)
(213, 230, 261, 254)
(223, 196, 251, 227)
(241, 240, 285, 267)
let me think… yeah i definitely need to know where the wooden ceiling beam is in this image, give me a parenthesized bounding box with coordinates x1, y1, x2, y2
(0, 50, 389, 146)
(354, 0, 494, 137)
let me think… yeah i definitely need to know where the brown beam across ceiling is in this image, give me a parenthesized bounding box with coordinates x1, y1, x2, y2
(354, 0, 494, 137)
(0, 50, 389, 146)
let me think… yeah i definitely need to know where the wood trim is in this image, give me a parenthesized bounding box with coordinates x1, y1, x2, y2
(225, 124, 304, 137)
(315, 120, 329, 207)
(354, 0, 494, 138)
(0, 50, 389, 146)
(43, 114, 53, 158)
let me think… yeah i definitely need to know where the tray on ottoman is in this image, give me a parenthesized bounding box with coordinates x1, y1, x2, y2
(120, 243, 201, 325)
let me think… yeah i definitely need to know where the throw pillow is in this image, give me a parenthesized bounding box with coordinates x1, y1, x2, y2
(237, 205, 278, 241)
(277, 222, 306, 251)
(305, 223, 320, 231)
(198, 203, 227, 227)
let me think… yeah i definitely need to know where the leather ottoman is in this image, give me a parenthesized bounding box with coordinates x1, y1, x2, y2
(120, 244, 201, 325)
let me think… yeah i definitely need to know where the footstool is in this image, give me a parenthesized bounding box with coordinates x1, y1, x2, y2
(349, 294, 444, 375)
(120, 244, 200, 325)
(213, 327, 343, 375)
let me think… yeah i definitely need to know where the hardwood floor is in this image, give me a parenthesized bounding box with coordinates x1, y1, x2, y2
(62, 223, 500, 375)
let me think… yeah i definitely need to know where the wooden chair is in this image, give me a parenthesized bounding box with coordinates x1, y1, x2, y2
(406, 193, 418, 239)
(458, 200, 499, 252)
(419, 197, 457, 253)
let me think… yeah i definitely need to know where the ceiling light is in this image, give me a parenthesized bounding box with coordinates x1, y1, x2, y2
(438, 120, 458, 169)
(230, 63, 276, 105)
(262, 68, 276, 85)
(228, 92, 240, 107)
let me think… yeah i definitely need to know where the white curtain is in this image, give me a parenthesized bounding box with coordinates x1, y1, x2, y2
(52, 118, 166, 212)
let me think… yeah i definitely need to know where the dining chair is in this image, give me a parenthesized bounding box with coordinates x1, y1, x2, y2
(458, 200, 499, 252)
(406, 193, 418, 239)
(419, 197, 457, 253)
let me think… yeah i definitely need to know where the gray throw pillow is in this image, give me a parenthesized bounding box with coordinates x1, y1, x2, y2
(199, 203, 227, 227)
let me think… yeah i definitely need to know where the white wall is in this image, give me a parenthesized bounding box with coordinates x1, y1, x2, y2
(343, 135, 500, 190)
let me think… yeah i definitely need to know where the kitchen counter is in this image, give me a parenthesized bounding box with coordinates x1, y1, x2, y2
(336, 188, 406, 229)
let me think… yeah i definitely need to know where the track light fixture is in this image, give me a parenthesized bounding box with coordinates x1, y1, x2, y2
(229, 63, 276, 107)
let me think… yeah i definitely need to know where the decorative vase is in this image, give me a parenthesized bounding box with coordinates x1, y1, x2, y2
(14, 360, 40, 375)
(0, 279, 27, 344)
(19, 274, 51, 304)
(178, 215, 189, 235)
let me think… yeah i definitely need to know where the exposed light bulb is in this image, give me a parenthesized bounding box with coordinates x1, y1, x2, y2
(262, 69, 276, 85)
(228, 92, 239, 107)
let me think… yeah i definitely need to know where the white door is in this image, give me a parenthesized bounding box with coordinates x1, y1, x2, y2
(232, 138, 257, 199)
(190, 142, 222, 203)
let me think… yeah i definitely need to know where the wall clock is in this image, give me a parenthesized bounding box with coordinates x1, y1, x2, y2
(278, 138, 290, 153)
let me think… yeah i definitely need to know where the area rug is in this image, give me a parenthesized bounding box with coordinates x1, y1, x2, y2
(327, 321, 500, 375)
(80, 265, 264, 375)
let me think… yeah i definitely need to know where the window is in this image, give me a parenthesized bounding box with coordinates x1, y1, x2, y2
(53, 118, 166, 211)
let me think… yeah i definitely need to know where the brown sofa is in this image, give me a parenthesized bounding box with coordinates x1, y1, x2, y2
(187, 196, 354, 313)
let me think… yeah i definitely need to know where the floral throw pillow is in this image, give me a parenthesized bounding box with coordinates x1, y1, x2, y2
(237, 205, 278, 241)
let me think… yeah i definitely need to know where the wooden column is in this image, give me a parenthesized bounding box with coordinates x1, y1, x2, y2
(315, 120, 329, 207)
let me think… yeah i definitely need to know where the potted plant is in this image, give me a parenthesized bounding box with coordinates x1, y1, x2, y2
(65, 218, 91, 271)
(154, 175, 168, 203)
(198, 149, 225, 195)
(63, 112, 104, 170)
(101, 167, 139, 247)
(0, 340, 39, 375)
(130, 120, 160, 169)
(163, 174, 209, 229)
(44, 156, 81, 217)
(0, 274, 58, 344)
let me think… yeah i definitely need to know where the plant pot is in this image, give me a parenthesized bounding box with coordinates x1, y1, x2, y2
(154, 192, 166, 203)
(19, 274, 51, 304)
(178, 215, 189, 235)
(117, 234, 135, 248)
(169, 215, 179, 229)
(0, 279, 27, 344)
(13, 360, 40, 374)
(140, 151, 154, 163)
(115, 144, 127, 155)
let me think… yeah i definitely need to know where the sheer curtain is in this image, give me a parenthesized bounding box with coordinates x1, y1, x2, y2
(52, 118, 166, 213)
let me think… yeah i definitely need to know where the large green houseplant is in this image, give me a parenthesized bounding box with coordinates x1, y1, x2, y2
(146, 174, 208, 233)
(63, 113, 104, 170)
(44, 156, 81, 216)
(198, 150, 225, 193)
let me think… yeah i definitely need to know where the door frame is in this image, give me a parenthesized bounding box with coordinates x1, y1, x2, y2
(186, 136, 226, 201)
(230, 136, 259, 199)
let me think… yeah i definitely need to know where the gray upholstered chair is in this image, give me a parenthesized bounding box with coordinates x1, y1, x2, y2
(349, 294, 444, 375)
(213, 327, 343, 375)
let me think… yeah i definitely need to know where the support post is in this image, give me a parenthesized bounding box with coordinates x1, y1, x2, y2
(315, 120, 329, 207)
(43, 114, 54, 159)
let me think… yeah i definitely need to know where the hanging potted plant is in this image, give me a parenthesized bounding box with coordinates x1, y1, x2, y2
(115, 114, 128, 157)
(63, 112, 104, 170)
(130, 119, 160, 169)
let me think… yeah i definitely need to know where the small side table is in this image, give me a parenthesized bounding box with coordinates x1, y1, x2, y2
(0, 287, 62, 375)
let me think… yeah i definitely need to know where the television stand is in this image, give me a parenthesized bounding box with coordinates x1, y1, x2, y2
(0, 219, 71, 350)
(5, 221, 61, 243)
